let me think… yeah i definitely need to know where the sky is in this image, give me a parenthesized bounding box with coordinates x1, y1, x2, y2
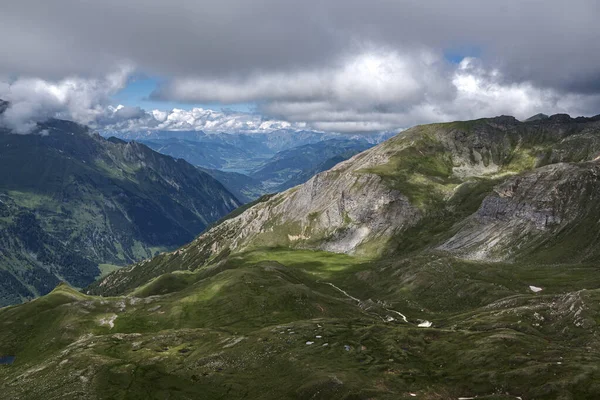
(0, 0, 599, 134)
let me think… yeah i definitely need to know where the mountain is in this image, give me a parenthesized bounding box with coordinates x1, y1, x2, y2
(245, 129, 394, 153)
(524, 113, 549, 122)
(103, 130, 210, 142)
(140, 138, 266, 171)
(272, 152, 360, 192)
(107, 129, 393, 175)
(133, 134, 385, 202)
(5, 114, 600, 399)
(108, 129, 394, 153)
(249, 139, 372, 191)
(197, 167, 265, 203)
(195, 140, 375, 202)
(0, 115, 241, 306)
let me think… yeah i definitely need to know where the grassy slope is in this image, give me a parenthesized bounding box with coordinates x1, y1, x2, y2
(2, 250, 600, 399)
(4, 116, 600, 398)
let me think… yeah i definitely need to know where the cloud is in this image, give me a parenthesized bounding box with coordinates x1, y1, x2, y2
(1, 1, 599, 134)
(153, 50, 452, 106)
(1, 0, 599, 96)
(100, 106, 306, 134)
(0, 67, 132, 133)
(2, 51, 599, 135)
(0, 67, 304, 135)
(150, 51, 600, 132)
(4, 50, 598, 135)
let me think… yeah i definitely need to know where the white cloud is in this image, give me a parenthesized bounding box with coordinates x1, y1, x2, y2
(1, 51, 599, 136)
(0, 64, 308, 135)
(0, 66, 132, 133)
(154, 50, 453, 109)
(153, 50, 598, 133)
(100, 106, 306, 134)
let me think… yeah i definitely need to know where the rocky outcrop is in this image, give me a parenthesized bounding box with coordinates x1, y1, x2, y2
(193, 140, 423, 257)
(439, 162, 600, 262)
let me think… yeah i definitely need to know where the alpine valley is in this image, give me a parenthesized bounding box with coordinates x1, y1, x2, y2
(109, 130, 392, 203)
(3, 111, 600, 399)
(0, 106, 241, 306)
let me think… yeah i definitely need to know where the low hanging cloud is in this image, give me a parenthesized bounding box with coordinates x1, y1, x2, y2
(0, 67, 132, 133)
(0, 69, 304, 135)
(100, 105, 305, 134)
(3, 51, 599, 135)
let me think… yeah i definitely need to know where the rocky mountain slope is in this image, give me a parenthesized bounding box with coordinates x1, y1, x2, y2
(93, 113, 600, 294)
(0, 113, 240, 306)
(3, 113, 600, 399)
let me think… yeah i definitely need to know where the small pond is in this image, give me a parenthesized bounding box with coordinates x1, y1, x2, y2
(0, 356, 15, 365)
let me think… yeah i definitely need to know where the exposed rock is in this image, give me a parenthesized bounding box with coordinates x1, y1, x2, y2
(439, 162, 600, 262)
(93, 115, 600, 295)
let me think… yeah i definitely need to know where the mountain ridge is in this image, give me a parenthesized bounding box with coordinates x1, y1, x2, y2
(92, 113, 600, 295)
(0, 111, 241, 306)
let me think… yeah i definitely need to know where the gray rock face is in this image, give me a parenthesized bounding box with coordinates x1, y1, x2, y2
(197, 142, 423, 256)
(439, 162, 600, 261)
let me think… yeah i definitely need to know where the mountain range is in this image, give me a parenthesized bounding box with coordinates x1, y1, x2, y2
(3, 113, 600, 398)
(0, 108, 240, 306)
(109, 129, 393, 202)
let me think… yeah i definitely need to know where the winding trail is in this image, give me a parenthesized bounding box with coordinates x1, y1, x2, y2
(385, 308, 409, 323)
(321, 281, 411, 324)
(321, 282, 361, 302)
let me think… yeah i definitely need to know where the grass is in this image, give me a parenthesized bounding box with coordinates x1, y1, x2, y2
(3, 244, 600, 399)
(98, 264, 123, 278)
(238, 248, 369, 278)
(357, 132, 468, 212)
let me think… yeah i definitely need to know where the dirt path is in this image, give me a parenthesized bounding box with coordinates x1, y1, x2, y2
(321, 281, 411, 324)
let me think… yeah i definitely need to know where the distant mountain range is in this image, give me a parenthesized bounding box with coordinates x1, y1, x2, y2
(0, 105, 240, 306)
(249, 139, 372, 191)
(107, 129, 393, 154)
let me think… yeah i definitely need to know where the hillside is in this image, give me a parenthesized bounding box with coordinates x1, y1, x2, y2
(3, 114, 600, 399)
(0, 115, 241, 306)
(96, 113, 600, 293)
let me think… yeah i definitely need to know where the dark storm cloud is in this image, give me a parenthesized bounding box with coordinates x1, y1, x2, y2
(1, 0, 598, 91)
